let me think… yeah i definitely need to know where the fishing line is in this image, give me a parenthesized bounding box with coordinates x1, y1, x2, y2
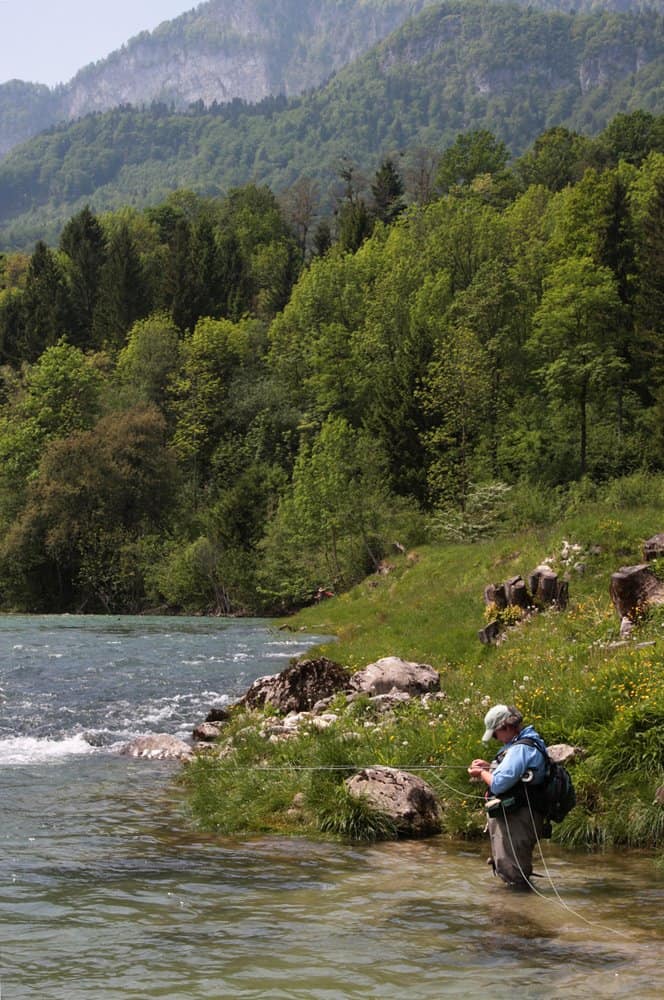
(498, 791, 633, 940)
(207, 756, 634, 938)
(205, 762, 474, 771)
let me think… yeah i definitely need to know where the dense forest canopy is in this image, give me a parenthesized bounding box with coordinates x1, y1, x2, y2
(0, 110, 662, 614)
(0, 1, 663, 249)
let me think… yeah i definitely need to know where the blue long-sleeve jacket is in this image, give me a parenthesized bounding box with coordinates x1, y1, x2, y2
(489, 724, 547, 795)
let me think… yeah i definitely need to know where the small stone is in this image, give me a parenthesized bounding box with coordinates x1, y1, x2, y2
(193, 721, 221, 742)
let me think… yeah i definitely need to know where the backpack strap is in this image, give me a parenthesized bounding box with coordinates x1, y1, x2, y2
(495, 735, 549, 776)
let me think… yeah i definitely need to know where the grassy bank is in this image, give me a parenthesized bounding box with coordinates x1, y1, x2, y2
(182, 476, 664, 853)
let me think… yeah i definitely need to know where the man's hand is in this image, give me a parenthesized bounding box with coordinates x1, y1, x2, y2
(467, 758, 490, 778)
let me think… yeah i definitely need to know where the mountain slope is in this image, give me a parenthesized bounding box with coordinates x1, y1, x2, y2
(1, 0, 661, 160)
(0, 0, 436, 158)
(0, 1, 662, 248)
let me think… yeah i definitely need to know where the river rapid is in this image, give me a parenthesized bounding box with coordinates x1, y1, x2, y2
(0, 615, 661, 999)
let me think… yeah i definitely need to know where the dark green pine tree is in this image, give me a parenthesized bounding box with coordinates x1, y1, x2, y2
(92, 223, 148, 348)
(371, 158, 406, 225)
(216, 230, 250, 321)
(0, 289, 25, 366)
(168, 217, 195, 332)
(595, 173, 636, 428)
(21, 241, 69, 361)
(312, 219, 332, 257)
(59, 206, 107, 348)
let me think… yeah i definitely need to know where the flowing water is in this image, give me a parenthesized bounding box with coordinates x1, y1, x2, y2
(0, 615, 661, 999)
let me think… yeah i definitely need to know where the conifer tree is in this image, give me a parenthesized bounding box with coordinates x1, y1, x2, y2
(21, 241, 68, 361)
(59, 206, 107, 347)
(371, 158, 405, 225)
(92, 223, 148, 348)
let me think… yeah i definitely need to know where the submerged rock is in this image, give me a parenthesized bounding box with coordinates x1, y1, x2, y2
(120, 734, 192, 761)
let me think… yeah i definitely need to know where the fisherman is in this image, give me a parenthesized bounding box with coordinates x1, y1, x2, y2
(467, 704, 548, 890)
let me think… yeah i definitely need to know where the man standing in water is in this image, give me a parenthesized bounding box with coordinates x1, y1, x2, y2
(467, 704, 548, 889)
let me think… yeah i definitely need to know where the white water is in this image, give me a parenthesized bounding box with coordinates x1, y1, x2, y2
(0, 615, 661, 999)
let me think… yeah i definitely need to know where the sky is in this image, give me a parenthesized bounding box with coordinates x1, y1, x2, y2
(0, 1, 198, 87)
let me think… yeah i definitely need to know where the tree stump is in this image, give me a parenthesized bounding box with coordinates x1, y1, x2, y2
(610, 564, 664, 620)
(479, 620, 501, 644)
(529, 566, 567, 607)
(484, 583, 507, 609)
(506, 576, 530, 609)
(643, 533, 664, 561)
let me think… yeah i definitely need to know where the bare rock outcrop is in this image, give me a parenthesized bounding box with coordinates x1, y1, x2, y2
(350, 657, 440, 697)
(240, 657, 351, 714)
(345, 766, 442, 837)
(120, 733, 192, 761)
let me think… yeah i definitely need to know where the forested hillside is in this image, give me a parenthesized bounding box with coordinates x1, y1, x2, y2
(1, 1, 662, 249)
(0, 112, 662, 615)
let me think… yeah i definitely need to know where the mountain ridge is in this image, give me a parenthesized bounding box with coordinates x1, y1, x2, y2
(1, 0, 662, 159)
(0, 0, 436, 158)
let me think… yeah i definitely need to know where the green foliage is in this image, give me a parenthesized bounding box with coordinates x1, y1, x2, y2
(435, 129, 509, 193)
(258, 415, 424, 607)
(0, 404, 176, 611)
(115, 312, 181, 407)
(3, 117, 664, 623)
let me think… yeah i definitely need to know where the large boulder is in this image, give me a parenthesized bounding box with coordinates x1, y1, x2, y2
(351, 656, 440, 697)
(346, 766, 442, 837)
(240, 657, 351, 714)
(120, 734, 192, 760)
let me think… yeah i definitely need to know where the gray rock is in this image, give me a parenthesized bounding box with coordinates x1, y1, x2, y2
(370, 691, 412, 711)
(351, 657, 440, 697)
(346, 766, 442, 837)
(120, 734, 192, 761)
(193, 721, 221, 742)
(547, 743, 584, 764)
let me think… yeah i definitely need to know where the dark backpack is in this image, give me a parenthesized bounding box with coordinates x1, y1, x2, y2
(517, 736, 577, 823)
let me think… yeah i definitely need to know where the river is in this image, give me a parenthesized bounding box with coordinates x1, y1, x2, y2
(0, 615, 661, 999)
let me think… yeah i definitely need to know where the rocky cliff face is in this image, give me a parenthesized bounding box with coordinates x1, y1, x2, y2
(0, 0, 434, 158)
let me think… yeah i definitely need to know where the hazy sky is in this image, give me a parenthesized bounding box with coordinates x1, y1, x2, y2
(0, 1, 198, 87)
